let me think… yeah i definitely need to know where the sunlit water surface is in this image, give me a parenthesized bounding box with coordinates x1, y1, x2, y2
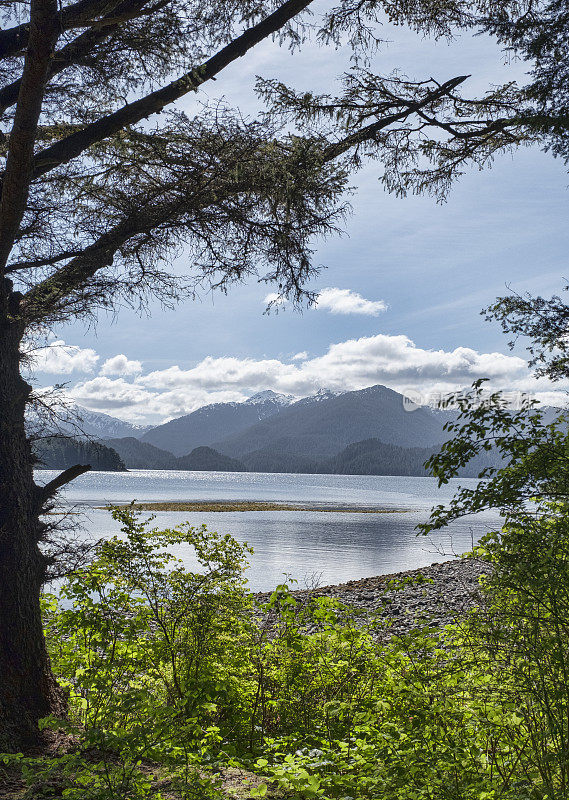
(37, 469, 500, 591)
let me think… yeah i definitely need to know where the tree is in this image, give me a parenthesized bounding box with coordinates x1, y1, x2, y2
(0, 0, 566, 745)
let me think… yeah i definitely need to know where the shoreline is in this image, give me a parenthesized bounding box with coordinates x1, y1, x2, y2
(254, 558, 490, 638)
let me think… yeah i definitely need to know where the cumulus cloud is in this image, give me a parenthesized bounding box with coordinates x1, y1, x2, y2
(68, 377, 247, 422)
(40, 332, 567, 423)
(136, 333, 529, 400)
(315, 287, 387, 316)
(100, 354, 142, 376)
(25, 340, 99, 374)
(263, 287, 388, 316)
(69, 377, 155, 411)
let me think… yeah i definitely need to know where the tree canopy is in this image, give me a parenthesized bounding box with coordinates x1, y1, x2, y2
(2, 0, 566, 338)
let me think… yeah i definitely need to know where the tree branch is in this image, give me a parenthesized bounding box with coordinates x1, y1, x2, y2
(21, 192, 190, 320)
(40, 463, 92, 503)
(0, 0, 60, 272)
(29, 0, 313, 180)
(19, 75, 478, 316)
(6, 248, 89, 273)
(0, 0, 159, 114)
(0, 0, 126, 60)
(322, 75, 471, 161)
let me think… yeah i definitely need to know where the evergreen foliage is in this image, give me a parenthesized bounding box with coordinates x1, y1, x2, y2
(175, 446, 246, 472)
(34, 436, 126, 471)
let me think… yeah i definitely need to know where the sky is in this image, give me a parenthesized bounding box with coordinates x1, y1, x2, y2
(29, 4, 569, 423)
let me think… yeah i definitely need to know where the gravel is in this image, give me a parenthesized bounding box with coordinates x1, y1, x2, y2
(253, 558, 491, 639)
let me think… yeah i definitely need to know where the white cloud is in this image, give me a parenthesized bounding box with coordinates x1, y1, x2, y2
(137, 333, 533, 402)
(263, 288, 387, 316)
(315, 287, 387, 316)
(25, 340, 99, 374)
(263, 292, 288, 307)
(68, 376, 248, 422)
(38, 333, 567, 423)
(532, 391, 569, 408)
(69, 377, 156, 411)
(100, 354, 142, 376)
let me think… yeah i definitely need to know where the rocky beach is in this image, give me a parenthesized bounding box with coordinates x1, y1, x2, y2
(255, 557, 490, 638)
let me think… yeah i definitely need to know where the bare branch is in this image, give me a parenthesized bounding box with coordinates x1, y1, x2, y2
(40, 463, 92, 504)
(322, 75, 471, 160)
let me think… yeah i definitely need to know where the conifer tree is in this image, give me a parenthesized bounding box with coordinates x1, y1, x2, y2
(0, 0, 565, 743)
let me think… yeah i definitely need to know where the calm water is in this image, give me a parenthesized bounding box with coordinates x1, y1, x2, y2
(37, 469, 500, 591)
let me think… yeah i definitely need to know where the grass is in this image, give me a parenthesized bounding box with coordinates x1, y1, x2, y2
(98, 501, 412, 513)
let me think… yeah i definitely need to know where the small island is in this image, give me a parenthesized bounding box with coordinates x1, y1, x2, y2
(101, 500, 413, 513)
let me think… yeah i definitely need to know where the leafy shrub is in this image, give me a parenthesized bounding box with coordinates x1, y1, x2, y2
(37, 506, 255, 798)
(13, 500, 569, 800)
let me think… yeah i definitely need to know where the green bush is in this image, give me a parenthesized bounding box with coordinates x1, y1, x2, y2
(10, 501, 568, 799)
(37, 506, 255, 798)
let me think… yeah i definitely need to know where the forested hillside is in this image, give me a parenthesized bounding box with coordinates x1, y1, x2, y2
(102, 437, 178, 469)
(322, 438, 501, 477)
(33, 437, 126, 472)
(175, 447, 246, 472)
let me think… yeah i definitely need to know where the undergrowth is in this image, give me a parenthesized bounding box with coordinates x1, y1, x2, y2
(3, 505, 569, 800)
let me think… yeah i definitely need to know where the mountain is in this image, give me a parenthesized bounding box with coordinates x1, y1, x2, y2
(33, 436, 126, 471)
(70, 406, 152, 438)
(213, 385, 449, 462)
(141, 391, 295, 456)
(104, 437, 246, 472)
(26, 405, 151, 440)
(175, 446, 246, 472)
(246, 390, 296, 406)
(102, 437, 178, 469)
(322, 437, 502, 478)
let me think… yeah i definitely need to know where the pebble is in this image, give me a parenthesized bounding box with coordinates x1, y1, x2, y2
(253, 558, 490, 639)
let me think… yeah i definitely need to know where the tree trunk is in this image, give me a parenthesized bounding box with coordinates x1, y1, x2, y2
(0, 287, 65, 748)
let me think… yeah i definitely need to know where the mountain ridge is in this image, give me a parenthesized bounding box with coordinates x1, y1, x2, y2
(140, 391, 296, 456)
(213, 384, 449, 461)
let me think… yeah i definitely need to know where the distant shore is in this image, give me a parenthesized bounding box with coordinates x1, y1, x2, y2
(100, 500, 415, 513)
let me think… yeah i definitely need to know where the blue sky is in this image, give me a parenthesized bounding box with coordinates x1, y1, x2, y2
(30, 8, 569, 422)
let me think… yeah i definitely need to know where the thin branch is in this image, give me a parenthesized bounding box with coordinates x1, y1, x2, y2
(6, 247, 88, 273)
(322, 75, 471, 161)
(21, 191, 193, 320)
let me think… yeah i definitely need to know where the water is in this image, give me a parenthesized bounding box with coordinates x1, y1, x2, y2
(37, 469, 500, 592)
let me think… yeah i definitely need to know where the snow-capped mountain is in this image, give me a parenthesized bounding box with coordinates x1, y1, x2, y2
(245, 390, 296, 406)
(27, 404, 151, 439)
(71, 406, 152, 438)
(141, 392, 295, 456)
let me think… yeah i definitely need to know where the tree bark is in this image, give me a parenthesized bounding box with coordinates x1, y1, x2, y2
(0, 0, 60, 271)
(0, 285, 65, 748)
